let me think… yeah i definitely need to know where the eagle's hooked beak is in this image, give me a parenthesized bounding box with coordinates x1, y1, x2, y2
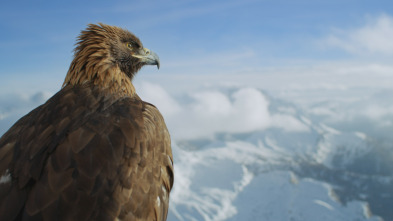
(132, 48, 160, 69)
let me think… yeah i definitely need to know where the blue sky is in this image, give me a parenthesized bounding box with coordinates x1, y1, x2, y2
(1, 0, 393, 94)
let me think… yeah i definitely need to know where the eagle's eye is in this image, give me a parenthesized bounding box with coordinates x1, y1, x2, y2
(127, 43, 133, 49)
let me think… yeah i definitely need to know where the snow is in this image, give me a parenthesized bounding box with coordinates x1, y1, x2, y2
(228, 171, 381, 221)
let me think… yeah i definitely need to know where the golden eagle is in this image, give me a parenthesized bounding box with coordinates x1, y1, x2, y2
(0, 23, 173, 221)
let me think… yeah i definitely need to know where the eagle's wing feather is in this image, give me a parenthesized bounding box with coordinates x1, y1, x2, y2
(0, 84, 173, 221)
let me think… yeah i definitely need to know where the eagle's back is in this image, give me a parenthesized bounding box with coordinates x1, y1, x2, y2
(0, 84, 173, 221)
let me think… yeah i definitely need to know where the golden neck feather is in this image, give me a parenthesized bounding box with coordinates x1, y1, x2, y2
(63, 43, 135, 97)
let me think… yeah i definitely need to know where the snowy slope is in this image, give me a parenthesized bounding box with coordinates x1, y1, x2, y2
(168, 133, 385, 221)
(230, 171, 379, 221)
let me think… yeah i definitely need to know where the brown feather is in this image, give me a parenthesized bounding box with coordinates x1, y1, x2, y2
(0, 23, 173, 221)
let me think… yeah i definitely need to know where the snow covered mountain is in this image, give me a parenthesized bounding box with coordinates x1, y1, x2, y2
(136, 85, 393, 221)
(1, 79, 392, 221)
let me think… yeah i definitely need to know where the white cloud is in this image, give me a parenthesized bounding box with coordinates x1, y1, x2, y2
(192, 91, 233, 116)
(136, 82, 312, 140)
(324, 14, 393, 55)
(167, 87, 272, 140)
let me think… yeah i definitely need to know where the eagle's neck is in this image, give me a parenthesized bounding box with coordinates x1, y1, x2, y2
(63, 46, 136, 97)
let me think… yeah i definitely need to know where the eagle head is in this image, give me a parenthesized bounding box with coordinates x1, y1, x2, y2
(63, 23, 160, 94)
(101, 23, 160, 75)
